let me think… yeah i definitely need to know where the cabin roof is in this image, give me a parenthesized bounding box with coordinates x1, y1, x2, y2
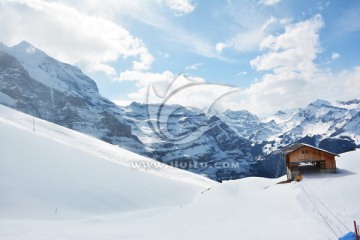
(282, 143, 339, 156)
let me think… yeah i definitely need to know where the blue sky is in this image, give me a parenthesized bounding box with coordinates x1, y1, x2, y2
(0, 0, 359, 114)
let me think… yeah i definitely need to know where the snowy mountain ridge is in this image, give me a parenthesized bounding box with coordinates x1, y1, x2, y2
(221, 98, 360, 143)
(266, 98, 360, 152)
(1, 41, 98, 95)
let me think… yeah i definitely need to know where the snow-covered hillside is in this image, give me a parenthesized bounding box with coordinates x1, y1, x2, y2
(0, 104, 214, 220)
(1, 105, 359, 240)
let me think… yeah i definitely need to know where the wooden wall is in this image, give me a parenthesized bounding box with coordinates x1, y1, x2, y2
(286, 146, 336, 169)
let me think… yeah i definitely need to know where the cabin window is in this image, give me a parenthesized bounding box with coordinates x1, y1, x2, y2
(302, 150, 308, 154)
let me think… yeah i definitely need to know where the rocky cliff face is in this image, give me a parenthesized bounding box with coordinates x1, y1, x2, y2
(1, 41, 359, 181)
(122, 102, 261, 180)
(218, 109, 282, 141)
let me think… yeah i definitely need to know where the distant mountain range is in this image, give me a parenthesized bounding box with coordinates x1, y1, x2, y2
(1, 41, 359, 181)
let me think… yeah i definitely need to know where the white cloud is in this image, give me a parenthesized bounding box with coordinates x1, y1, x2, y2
(237, 71, 247, 76)
(112, 99, 133, 107)
(221, 14, 360, 115)
(259, 0, 281, 6)
(217, 17, 282, 53)
(158, 52, 170, 59)
(0, 0, 153, 76)
(116, 70, 237, 113)
(251, 14, 324, 73)
(118, 70, 175, 85)
(331, 52, 340, 60)
(49, 0, 216, 59)
(116, 70, 176, 105)
(215, 42, 227, 53)
(85, 62, 117, 76)
(161, 0, 195, 16)
(186, 62, 202, 70)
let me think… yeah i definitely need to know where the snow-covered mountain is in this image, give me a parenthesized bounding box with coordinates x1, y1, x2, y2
(220, 99, 360, 149)
(0, 41, 145, 154)
(123, 102, 261, 180)
(219, 109, 282, 141)
(0, 41, 359, 181)
(1, 104, 359, 240)
(262, 99, 360, 154)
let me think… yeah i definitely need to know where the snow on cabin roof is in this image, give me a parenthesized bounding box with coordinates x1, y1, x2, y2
(282, 143, 340, 156)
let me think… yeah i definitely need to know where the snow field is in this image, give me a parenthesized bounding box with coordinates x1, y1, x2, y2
(1, 105, 359, 240)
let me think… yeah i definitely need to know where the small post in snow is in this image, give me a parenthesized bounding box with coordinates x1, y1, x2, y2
(355, 220, 359, 240)
(33, 117, 35, 132)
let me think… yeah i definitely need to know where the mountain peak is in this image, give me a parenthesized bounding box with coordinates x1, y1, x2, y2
(0, 40, 101, 97)
(14, 40, 33, 47)
(224, 109, 258, 121)
(308, 99, 331, 108)
(11, 40, 40, 55)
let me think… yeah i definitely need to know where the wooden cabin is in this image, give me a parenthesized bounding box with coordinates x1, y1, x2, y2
(282, 143, 339, 180)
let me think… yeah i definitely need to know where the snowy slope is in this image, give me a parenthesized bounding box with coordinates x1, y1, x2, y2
(113, 151, 359, 240)
(1, 105, 359, 240)
(0, 104, 214, 220)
